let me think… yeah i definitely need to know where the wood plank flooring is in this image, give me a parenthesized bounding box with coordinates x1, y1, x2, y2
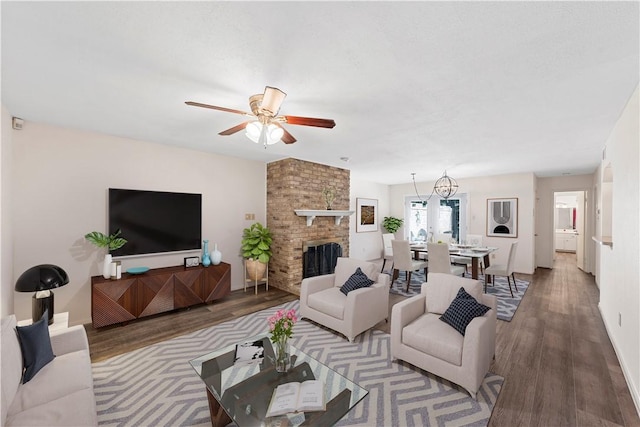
(85, 288, 298, 363)
(84, 253, 639, 426)
(489, 253, 639, 427)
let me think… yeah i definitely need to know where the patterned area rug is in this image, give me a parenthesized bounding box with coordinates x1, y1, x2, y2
(93, 301, 503, 427)
(387, 270, 529, 321)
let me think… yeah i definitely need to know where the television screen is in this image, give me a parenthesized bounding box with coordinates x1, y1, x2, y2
(108, 188, 202, 257)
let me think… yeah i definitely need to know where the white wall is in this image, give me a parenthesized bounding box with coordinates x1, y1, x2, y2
(1, 106, 14, 317)
(9, 121, 267, 326)
(536, 175, 595, 270)
(349, 177, 389, 261)
(555, 193, 579, 208)
(597, 86, 640, 412)
(389, 172, 537, 274)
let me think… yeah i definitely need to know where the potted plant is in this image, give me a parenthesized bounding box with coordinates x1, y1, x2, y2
(85, 230, 127, 279)
(322, 185, 336, 210)
(382, 216, 404, 234)
(241, 222, 272, 281)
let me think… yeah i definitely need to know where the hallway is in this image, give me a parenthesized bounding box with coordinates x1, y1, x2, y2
(489, 252, 639, 426)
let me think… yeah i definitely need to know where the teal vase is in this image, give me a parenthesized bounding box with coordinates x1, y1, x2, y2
(202, 240, 211, 267)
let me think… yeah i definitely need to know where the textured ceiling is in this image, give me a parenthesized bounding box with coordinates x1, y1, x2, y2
(2, 2, 638, 184)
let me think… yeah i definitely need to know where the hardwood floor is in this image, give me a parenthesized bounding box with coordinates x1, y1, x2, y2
(85, 288, 298, 363)
(489, 252, 639, 427)
(84, 253, 639, 426)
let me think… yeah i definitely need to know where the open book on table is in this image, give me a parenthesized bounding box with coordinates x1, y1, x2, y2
(266, 380, 326, 417)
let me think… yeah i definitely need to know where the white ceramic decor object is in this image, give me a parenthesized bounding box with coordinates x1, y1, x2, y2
(102, 254, 112, 279)
(211, 244, 222, 265)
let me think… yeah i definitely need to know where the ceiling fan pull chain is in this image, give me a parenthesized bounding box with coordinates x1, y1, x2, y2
(259, 123, 268, 148)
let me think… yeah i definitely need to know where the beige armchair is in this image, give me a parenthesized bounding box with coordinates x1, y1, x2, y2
(391, 273, 497, 399)
(300, 257, 390, 342)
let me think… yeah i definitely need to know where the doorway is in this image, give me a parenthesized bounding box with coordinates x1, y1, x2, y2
(553, 191, 586, 271)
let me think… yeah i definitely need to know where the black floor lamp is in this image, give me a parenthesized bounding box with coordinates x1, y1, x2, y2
(15, 264, 69, 325)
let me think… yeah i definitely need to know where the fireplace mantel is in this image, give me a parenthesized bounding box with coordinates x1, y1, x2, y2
(295, 209, 355, 226)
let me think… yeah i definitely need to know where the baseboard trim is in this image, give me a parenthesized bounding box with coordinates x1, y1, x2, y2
(598, 303, 640, 418)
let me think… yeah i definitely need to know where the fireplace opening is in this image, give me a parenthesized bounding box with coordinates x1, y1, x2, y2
(302, 239, 343, 279)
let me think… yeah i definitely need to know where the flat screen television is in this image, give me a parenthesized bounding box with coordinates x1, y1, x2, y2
(108, 188, 202, 257)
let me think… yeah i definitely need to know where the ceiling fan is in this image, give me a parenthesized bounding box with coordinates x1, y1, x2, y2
(186, 86, 336, 146)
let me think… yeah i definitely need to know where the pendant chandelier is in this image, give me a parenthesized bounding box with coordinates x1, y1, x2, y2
(433, 170, 458, 199)
(412, 170, 459, 203)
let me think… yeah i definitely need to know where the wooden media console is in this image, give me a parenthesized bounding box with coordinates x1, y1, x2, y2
(91, 262, 230, 328)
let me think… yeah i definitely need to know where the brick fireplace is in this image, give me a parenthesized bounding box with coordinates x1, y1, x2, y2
(267, 158, 350, 295)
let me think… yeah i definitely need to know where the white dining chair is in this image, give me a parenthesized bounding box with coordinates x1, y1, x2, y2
(427, 242, 466, 277)
(381, 233, 394, 272)
(391, 240, 428, 292)
(484, 241, 519, 297)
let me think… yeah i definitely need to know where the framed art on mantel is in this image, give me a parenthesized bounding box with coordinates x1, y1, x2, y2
(356, 198, 378, 233)
(487, 198, 518, 238)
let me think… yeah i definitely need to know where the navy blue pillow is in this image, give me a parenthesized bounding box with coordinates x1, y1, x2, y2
(440, 287, 491, 336)
(15, 310, 55, 383)
(340, 267, 374, 295)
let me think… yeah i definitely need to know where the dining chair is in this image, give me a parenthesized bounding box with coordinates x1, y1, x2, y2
(484, 241, 518, 297)
(391, 240, 428, 292)
(427, 242, 466, 277)
(381, 233, 394, 272)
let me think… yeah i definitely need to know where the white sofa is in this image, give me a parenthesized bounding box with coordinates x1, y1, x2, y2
(1, 315, 97, 426)
(300, 257, 390, 342)
(391, 273, 497, 399)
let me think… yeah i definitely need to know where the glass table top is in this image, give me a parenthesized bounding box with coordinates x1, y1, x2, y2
(189, 333, 368, 426)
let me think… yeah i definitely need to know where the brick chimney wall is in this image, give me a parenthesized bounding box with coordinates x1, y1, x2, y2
(267, 158, 350, 295)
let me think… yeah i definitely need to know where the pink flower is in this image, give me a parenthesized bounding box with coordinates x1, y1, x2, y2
(268, 308, 298, 343)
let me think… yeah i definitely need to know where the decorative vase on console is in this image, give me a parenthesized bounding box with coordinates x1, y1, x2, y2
(202, 240, 211, 267)
(84, 230, 127, 280)
(210, 244, 222, 265)
(102, 254, 112, 279)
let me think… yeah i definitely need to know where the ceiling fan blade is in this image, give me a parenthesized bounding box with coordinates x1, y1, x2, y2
(185, 101, 251, 116)
(282, 115, 336, 128)
(260, 86, 287, 116)
(273, 123, 297, 144)
(218, 121, 250, 136)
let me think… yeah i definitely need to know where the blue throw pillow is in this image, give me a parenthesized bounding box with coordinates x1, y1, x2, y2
(440, 287, 491, 336)
(340, 267, 374, 295)
(15, 310, 55, 383)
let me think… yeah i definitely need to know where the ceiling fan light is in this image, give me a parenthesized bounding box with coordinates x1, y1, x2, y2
(246, 121, 262, 143)
(267, 124, 284, 144)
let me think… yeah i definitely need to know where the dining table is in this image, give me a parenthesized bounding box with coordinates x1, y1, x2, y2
(409, 243, 499, 284)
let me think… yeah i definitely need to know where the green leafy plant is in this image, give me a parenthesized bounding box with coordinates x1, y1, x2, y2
(241, 222, 272, 263)
(382, 216, 404, 234)
(84, 230, 127, 252)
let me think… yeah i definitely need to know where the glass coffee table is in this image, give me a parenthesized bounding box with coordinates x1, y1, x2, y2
(189, 333, 368, 427)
